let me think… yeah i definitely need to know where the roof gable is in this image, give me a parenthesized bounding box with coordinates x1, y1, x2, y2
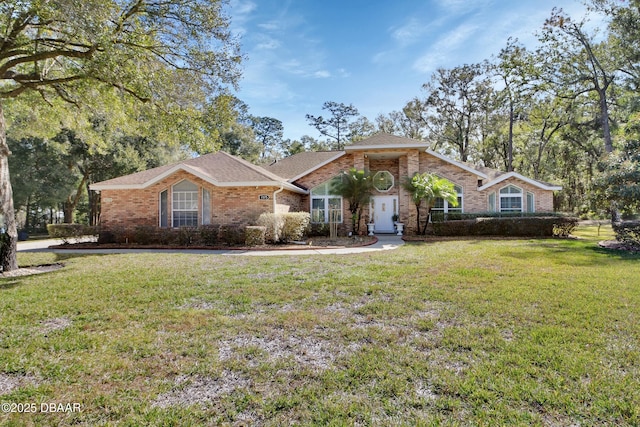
(345, 133, 430, 150)
(90, 151, 306, 193)
(265, 151, 345, 182)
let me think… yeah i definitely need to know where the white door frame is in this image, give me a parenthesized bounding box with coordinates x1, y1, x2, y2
(371, 195, 398, 233)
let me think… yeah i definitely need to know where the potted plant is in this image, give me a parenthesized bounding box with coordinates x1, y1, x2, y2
(366, 215, 375, 236)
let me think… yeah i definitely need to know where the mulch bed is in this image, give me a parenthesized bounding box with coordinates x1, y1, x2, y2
(47, 236, 378, 251)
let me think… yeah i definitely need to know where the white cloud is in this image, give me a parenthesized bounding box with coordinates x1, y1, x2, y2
(313, 70, 331, 79)
(412, 22, 479, 73)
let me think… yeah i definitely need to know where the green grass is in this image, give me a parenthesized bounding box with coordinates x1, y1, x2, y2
(1, 225, 639, 425)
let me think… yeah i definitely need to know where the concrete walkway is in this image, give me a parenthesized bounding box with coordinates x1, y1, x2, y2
(17, 234, 404, 256)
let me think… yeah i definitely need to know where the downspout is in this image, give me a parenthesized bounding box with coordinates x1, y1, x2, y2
(273, 185, 284, 214)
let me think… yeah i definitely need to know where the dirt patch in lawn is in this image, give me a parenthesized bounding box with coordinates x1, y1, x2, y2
(0, 263, 64, 278)
(598, 240, 640, 253)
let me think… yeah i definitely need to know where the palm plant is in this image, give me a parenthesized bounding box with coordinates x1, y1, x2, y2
(402, 173, 459, 235)
(331, 168, 374, 234)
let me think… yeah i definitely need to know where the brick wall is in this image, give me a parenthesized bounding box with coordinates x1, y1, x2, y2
(99, 171, 302, 229)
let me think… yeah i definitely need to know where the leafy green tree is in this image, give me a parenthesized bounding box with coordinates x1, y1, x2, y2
(402, 173, 458, 235)
(306, 102, 360, 150)
(594, 114, 640, 215)
(539, 7, 618, 154)
(331, 168, 373, 234)
(250, 116, 283, 160)
(0, 0, 241, 271)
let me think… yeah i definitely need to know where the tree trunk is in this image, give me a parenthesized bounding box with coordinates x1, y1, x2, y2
(507, 100, 514, 172)
(599, 88, 613, 154)
(421, 206, 432, 235)
(0, 102, 18, 271)
(415, 204, 421, 235)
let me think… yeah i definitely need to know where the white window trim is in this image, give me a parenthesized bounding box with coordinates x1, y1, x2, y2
(431, 183, 463, 213)
(488, 192, 496, 212)
(499, 184, 523, 213)
(311, 195, 343, 224)
(373, 170, 394, 192)
(526, 191, 535, 213)
(171, 180, 199, 227)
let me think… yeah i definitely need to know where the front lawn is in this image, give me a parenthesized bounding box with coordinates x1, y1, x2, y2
(1, 226, 639, 425)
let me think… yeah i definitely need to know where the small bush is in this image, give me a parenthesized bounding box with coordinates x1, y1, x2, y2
(47, 224, 97, 244)
(308, 223, 330, 237)
(199, 225, 220, 246)
(133, 225, 160, 245)
(281, 212, 311, 242)
(218, 225, 245, 246)
(612, 221, 640, 248)
(177, 227, 197, 246)
(245, 226, 266, 246)
(257, 213, 285, 243)
(553, 217, 579, 237)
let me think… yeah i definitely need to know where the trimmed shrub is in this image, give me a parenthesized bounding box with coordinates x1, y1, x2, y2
(47, 224, 97, 244)
(177, 227, 198, 246)
(430, 216, 579, 237)
(308, 223, 330, 237)
(218, 225, 245, 246)
(553, 217, 579, 237)
(245, 226, 266, 246)
(199, 225, 220, 246)
(281, 212, 311, 242)
(612, 221, 640, 248)
(133, 225, 160, 245)
(256, 213, 284, 243)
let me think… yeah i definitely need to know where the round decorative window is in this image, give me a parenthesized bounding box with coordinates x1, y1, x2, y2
(373, 171, 394, 192)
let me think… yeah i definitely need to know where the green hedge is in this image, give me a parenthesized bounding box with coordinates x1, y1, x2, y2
(256, 212, 311, 243)
(98, 224, 246, 246)
(47, 224, 98, 244)
(430, 216, 578, 237)
(612, 221, 640, 248)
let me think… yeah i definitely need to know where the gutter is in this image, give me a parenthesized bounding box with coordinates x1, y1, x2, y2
(273, 185, 284, 214)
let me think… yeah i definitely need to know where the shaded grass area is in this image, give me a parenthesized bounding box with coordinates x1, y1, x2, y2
(1, 226, 638, 425)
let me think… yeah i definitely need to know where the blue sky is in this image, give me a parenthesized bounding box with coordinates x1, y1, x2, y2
(227, 0, 591, 141)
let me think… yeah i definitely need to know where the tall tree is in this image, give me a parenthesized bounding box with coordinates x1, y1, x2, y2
(415, 64, 491, 162)
(0, 0, 241, 271)
(306, 101, 359, 150)
(539, 7, 618, 154)
(250, 116, 283, 160)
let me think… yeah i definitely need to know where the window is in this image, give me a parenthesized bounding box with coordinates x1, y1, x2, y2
(172, 180, 199, 227)
(373, 170, 394, 192)
(202, 188, 211, 225)
(432, 184, 463, 213)
(488, 192, 496, 212)
(526, 192, 535, 213)
(311, 176, 343, 223)
(159, 190, 168, 227)
(499, 185, 523, 212)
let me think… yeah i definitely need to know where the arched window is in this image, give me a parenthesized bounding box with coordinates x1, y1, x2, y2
(310, 176, 342, 224)
(499, 185, 523, 212)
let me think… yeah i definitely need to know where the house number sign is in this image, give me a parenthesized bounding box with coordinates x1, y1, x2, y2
(259, 195, 271, 200)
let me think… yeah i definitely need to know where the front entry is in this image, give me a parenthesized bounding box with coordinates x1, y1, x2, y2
(371, 196, 398, 233)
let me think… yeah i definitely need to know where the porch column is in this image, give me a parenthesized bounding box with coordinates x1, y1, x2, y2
(401, 150, 420, 234)
(353, 152, 365, 170)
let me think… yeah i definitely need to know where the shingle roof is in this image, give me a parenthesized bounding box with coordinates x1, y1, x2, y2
(265, 151, 345, 181)
(90, 151, 306, 193)
(345, 133, 431, 149)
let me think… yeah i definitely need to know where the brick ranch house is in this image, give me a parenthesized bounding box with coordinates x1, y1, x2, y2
(90, 133, 562, 235)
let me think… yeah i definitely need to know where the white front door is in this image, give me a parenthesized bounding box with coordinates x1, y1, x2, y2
(372, 196, 398, 233)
